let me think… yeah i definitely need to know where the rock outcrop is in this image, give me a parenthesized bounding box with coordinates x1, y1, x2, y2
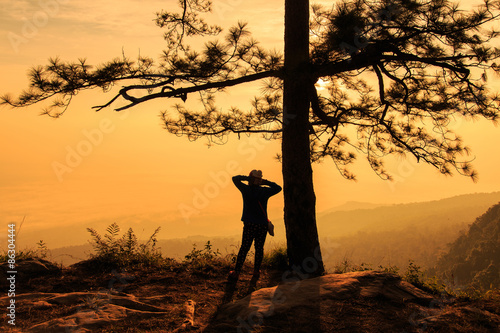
(206, 271, 500, 332)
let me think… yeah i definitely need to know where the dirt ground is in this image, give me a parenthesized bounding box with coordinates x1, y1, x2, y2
(1, 260, 499, 332)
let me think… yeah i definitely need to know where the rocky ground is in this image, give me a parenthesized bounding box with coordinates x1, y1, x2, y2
(1, 258, 499, 332)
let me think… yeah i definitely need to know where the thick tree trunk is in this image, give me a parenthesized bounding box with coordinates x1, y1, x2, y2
(282, 0, 324, 277)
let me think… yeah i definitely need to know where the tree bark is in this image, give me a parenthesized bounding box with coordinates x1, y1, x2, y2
(282, 0, 324, 276)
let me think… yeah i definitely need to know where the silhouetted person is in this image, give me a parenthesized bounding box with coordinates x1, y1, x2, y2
(228, 170, 282, 291)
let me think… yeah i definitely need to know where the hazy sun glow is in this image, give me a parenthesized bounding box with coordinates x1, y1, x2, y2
(315, 78, 330, 90)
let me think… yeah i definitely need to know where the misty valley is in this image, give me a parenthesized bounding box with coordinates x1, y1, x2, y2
(46, 191, 500, 291)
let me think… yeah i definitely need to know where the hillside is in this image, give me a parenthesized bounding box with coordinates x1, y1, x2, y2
(435, 202, 500, 290)
(317, 191, 500, 237)
(317, 192, 500, 270)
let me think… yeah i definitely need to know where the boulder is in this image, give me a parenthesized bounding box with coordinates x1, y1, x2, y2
(205, 270, 498, 332)
(15, 258, 61, 277)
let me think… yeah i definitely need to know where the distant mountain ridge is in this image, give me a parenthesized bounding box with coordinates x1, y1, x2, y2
(317, 191, 500, 238)
(317, 201, 388, 215)
(316, 191, 500, 270)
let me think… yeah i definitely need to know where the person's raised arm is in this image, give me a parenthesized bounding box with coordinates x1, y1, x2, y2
(262, 179, 282, 196)
(232, 175, 248, 191)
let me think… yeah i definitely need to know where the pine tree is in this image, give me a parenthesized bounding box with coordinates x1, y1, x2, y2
(3, 0, 500, 276)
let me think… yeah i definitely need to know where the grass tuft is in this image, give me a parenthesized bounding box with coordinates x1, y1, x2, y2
(262, 245, 289, 271)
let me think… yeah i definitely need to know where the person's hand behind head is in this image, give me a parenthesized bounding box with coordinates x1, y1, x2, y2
(249, 176, 263, 186)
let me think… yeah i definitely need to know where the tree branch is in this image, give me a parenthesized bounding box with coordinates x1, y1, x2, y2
(378, 63, 409, 103)
(308, 82, 339, 131)
(313, 51, 472, 81)
(93, 69, 282, 111)
(381, 53, 471, 77)
(373, 64, 386, 105)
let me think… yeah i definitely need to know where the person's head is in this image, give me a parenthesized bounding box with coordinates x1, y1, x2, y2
(248, 169, 263, 186)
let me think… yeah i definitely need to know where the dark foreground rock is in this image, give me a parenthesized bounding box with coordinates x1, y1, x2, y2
(205, 271, 500, 333)
(1, 258, 61, 283)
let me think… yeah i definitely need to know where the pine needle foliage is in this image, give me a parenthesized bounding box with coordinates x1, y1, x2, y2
(3, 0, 499, 180)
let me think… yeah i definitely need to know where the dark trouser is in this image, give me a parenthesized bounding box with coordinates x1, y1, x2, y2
(234, 222, 268, 274)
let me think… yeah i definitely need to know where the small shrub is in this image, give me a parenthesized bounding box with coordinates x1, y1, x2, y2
(404, 260, 423, 286)
(85, 223, 164, 269)
(0, 240, 50, 262)
(423, 275, 448, 295)
(224, 250, 238, 265)
(332, 256, 372, 274)
(80, 294, 108, 311)
(0, 249, 36, 262)
(484, 288, 500, 301)
(36, 240, 49, 259)
(183, 241, 232, 273)
(402, 260, 449, 295)
(451, 285, 485, 301)
(378, 264, 400, 274)
(263, 246, 288, 271)
(184, 241, 220, 262)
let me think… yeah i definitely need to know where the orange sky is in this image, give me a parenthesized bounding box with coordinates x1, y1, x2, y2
(1, 0, 499, 249)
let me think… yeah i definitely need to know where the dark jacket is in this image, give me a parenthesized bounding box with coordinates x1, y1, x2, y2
(232, 175, 282, 225)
